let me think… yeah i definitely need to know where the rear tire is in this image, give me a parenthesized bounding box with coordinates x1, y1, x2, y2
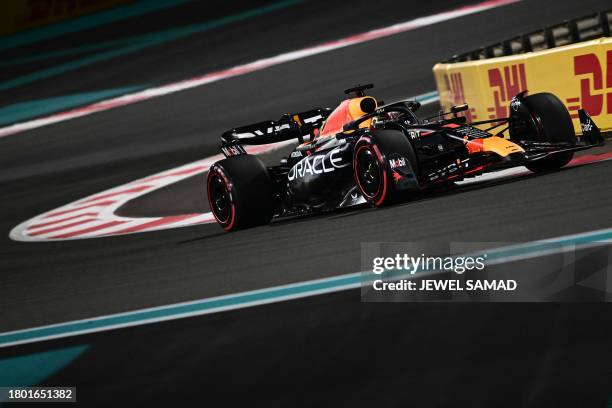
(207, 155, 274, 231)
(353, 129, 419, 206)
(512, 92, 576, 173)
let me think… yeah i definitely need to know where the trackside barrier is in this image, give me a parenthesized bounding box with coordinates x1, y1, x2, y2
(433, 37, 612, 133)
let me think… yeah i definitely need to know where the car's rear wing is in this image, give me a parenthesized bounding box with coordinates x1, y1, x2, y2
(220, 108, 331, 157)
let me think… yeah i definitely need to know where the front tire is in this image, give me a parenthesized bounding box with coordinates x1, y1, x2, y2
(353, 130, 419, 206)
(511, 92, 576, 173)
(207, 155, 274, 231)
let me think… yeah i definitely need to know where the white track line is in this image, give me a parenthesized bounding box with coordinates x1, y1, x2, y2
(2, 226, 611, 348)
(8, 0, 525, 241)
(9, 141, 293, 241)
(0, 0, 518, 138)
(9, 88, 443, 242)
(11, 147, 612, 242)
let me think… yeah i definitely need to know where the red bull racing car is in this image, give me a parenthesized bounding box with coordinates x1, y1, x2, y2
(207, 84, 603, 231)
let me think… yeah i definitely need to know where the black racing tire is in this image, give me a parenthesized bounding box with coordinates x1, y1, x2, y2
(519, 93, 576, 173)
(353, 129, 419, 207)
(206, 155, 274, 231)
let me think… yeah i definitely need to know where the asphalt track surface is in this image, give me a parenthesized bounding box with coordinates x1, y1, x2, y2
(1, 0, 612, 406)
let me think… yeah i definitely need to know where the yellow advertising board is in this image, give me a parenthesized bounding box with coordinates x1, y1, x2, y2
(433, 37, 612, 133)
(0, 0, 133, 37)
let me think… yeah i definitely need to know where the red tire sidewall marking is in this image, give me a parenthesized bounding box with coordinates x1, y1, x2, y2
(354, 144, 380, 200)
(371, 144, 388, 206)
(353, 138, 388, 206)
(207, 166, 236, 230)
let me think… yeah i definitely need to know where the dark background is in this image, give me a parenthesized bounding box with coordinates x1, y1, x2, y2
(1, 0, 611, 406)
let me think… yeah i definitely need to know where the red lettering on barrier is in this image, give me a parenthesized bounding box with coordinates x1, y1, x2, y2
(443, 72, 475, 121)
(574, 53, 603, 116)
(607, 50, 612, 116)
(487, 63, 527, 119)
(567, 51, 612, 119)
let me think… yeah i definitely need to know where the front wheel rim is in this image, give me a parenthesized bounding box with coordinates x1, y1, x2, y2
(355, 147, 382, 198)
(208, 173, 231, 223)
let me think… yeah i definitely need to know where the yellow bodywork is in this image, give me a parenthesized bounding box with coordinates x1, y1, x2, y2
(466, 136, 524, 157)
(482, 136, 524, 157)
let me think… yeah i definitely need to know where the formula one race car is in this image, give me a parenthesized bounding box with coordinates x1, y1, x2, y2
(207, 84, 603, 231)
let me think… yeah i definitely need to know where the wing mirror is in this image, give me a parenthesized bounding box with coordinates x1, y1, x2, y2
(451, 104, 468, 117)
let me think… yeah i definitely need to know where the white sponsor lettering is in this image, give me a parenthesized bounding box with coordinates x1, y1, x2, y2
(330, 148, 350, 169)
(303, 156, 314, 176)
(288, 147, 349, 181)
(510, 98, 521, 112)
(322, 154, 334, 173)
(235, 123, 292, 138)
(389, 157, 406, 169)
(581, 120, 593, 132)
(312, 155, 323, 174)
(303, 114, 323, 124)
